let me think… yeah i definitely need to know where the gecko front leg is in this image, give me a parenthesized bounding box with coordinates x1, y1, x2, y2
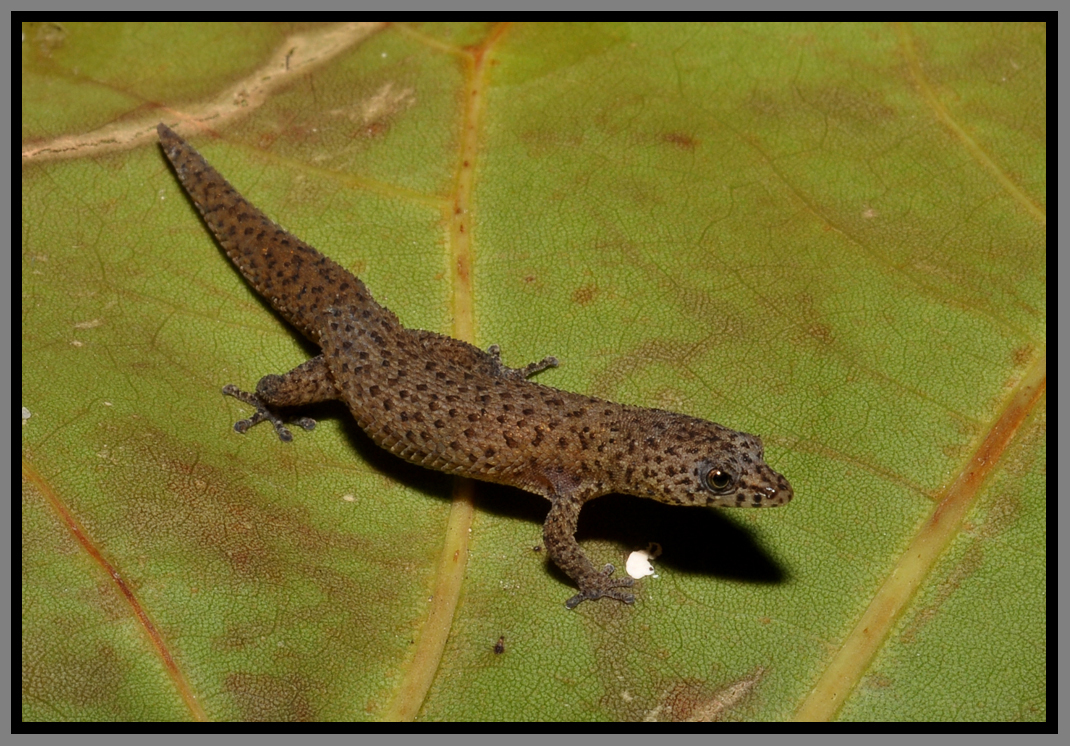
(543, 491, 636, 609)
(487, 344, 559, 380)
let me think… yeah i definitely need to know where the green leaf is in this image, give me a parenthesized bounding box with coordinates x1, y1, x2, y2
(22, 22, 1045, 722)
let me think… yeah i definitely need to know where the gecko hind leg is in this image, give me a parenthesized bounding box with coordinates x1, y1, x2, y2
(222, 355, 338, 442)
(487, 343, 559, 380)
(222, 384, 316, 442)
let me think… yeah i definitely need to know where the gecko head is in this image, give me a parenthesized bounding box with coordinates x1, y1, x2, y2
(689, 430, 794, 508)
(620, 412, 793, 509)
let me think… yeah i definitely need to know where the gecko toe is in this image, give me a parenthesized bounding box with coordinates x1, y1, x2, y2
(293, 417, 317, 432)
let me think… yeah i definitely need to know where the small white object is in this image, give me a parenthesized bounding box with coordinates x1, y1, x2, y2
(626, 542, 663, 579)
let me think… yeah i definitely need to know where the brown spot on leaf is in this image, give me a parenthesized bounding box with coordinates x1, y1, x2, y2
(653, 667, 766, 722)
(808, 323, 833, 344)
(226, 672, 315, 721)
(1012, 344, 1036, 367)
(572, 284, 598, 306)
(662, 132, 699, 150)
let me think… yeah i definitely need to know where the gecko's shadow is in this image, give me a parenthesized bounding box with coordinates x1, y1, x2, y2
(330, 407, 788, 586)
(486, 488, 790, 587)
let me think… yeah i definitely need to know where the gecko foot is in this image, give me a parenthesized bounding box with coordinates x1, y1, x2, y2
(487, 344, 559, 380)
(564, 564, 636, 610)
(222, 384, 316, 443)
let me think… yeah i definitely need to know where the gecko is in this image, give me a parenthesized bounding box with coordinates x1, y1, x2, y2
(157, 123, 793, 609)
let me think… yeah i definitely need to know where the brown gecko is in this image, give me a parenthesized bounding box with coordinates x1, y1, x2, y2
(157, 123, 793, 609)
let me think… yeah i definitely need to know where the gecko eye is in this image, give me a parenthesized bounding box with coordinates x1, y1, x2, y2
(700, 463, 735, 494)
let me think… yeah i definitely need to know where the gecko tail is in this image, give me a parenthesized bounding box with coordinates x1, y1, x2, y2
(156, 123, 392, 341)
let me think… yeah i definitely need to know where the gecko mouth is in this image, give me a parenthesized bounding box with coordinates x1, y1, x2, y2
(756, 470, 794, 506)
